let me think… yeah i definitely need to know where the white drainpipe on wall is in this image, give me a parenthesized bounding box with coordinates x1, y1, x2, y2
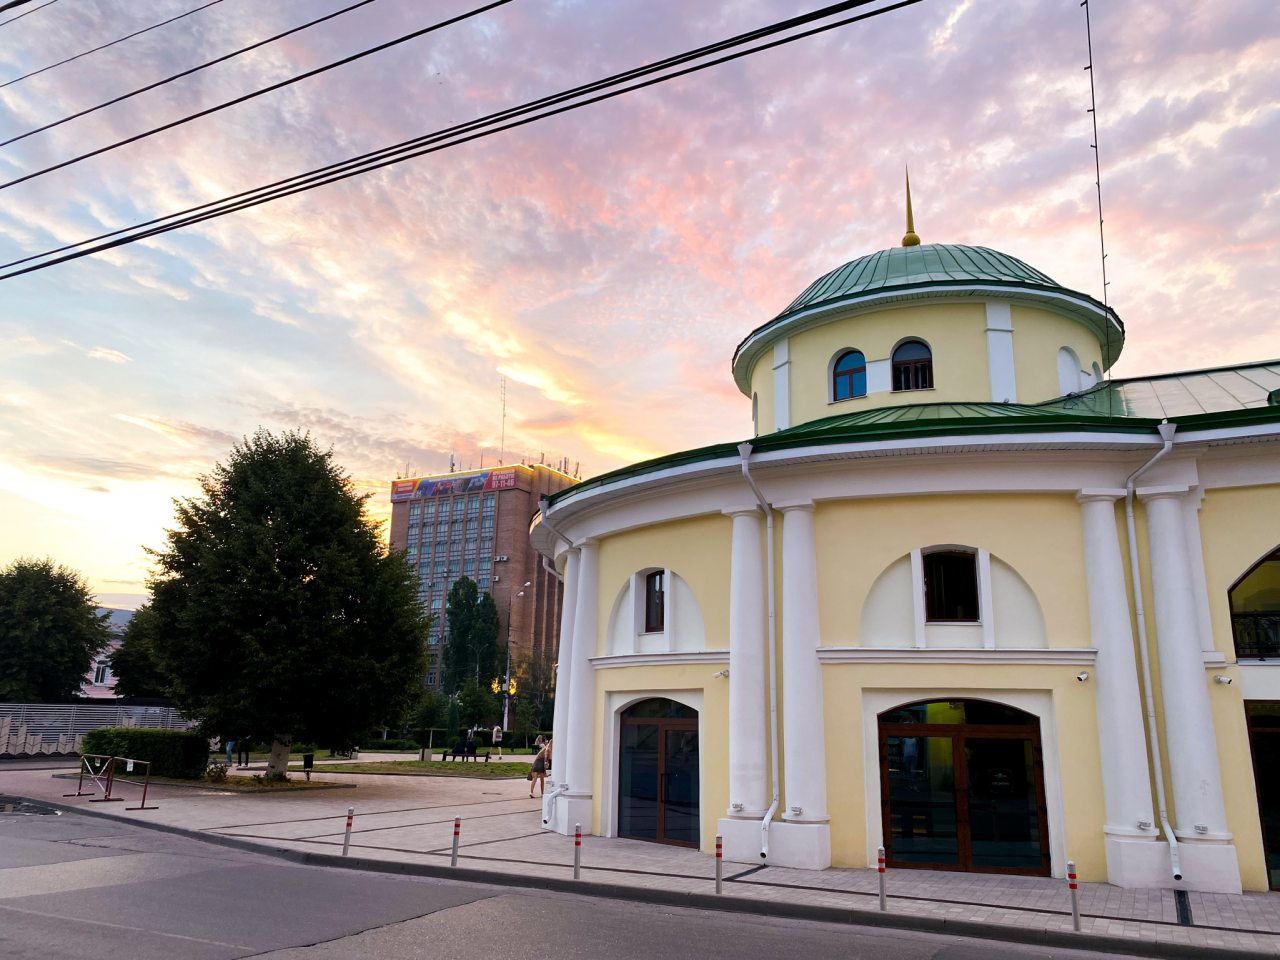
(738, 442, 781, 859)
(1123, 420, 1183, 881)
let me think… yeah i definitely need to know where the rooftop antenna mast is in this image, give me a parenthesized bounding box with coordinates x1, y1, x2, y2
(499, 375, 507, 466)
(1081, 0, 1113, 414)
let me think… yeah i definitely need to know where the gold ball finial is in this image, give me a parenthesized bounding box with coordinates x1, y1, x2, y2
(902, 167, 921, 247)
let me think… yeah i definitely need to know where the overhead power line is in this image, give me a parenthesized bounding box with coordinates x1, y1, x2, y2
(2, 0, 384, 140)
(1, 0, 516, 188)
(0, 0, 923, 280)
(1, 1, 223, 76)
(0, 0, 57, 28)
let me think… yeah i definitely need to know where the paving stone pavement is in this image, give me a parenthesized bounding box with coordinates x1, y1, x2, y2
(4, 761, 1279, 955)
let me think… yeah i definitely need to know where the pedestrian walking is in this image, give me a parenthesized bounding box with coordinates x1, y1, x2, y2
(529, 739, 550, 798)
(492, 724, 503, 759)
(224, 737, 235, 766)
(237, 738, 251, 767)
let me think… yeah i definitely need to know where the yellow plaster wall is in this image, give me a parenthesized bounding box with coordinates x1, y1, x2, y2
(1010, 306, 1105, 404)
(812, 494, 1091, 648)
(821, 662, 1107, 876)
(589, 663, 730, 853)
(595, 516, 733, 657)
(750, 364, 774, 437)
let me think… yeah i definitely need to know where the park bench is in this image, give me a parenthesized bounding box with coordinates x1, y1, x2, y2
(440, 742, 491, 762)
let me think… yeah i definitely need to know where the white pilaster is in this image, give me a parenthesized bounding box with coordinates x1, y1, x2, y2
(779, 504, 829, 824)
(772, 340, 791, 431)
(1140, 490, 1231, 841)
(1077, 492, 1160, 882)
(552, 539, 598, 835)
(725, 509, 768, 818)
(548, 547, 579, 788)
(984, 301, 1017, 402)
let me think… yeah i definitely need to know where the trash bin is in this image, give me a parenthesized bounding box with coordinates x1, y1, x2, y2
(302, 752, 315, 782)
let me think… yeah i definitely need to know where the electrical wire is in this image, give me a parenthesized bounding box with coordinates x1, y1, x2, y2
(0, 0, 923, 280)
(3, 0, 385, 143)
(1, 0, 515, 188)
(0, 0, 56, 28)
(2, 1, 224, 80)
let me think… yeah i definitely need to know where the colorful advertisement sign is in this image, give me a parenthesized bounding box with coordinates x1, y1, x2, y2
(390, 467, 519, 502)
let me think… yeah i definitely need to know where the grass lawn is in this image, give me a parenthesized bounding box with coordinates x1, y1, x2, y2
(320, 759, 531, 779)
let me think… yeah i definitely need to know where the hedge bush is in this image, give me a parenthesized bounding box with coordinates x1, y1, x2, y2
(81, 727, 209, 779)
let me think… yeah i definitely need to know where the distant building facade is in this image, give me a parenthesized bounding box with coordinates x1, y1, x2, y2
(78, 608, 132, 700)
(389, 464, 576, 688)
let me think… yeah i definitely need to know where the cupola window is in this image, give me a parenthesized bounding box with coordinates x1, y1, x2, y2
(644, 570, 665, 633)
(892, 340, 933, 392)
(832, 350, 867, 401)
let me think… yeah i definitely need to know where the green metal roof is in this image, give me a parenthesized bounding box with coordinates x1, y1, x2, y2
(731, 243, 1126, 391)
(545, 361, 1280, 509)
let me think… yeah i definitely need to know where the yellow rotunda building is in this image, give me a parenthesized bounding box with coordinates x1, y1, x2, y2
(532, 221, 1280, 894)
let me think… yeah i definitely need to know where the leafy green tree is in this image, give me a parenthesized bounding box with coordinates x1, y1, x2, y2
(0, 558, 111, 702)
(512, 698, 538, 749)
(147, 429, 428, 777)
(455, 676, 497, 730)
(109, 604, 170, 699)
(408, 688, 446, 743)
(441, 577, 499, 693)
(520, 648, 557, 730)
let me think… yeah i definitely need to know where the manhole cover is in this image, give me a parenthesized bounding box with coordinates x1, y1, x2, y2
(0, 796, 60, 816)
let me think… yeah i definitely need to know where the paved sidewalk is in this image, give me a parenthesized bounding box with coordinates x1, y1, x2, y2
(4, 761, 1279, 957)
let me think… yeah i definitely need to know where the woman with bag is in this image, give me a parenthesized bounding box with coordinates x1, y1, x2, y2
(529, 739, 550, 798)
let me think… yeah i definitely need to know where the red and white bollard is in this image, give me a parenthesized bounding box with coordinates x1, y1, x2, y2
(451, 816, 461, 867)
(342, 806, 355, 857)
(715, 835, 724, 894)
(877, 845, 887, 912)
(573, 823, 582, 880)
(1067, 859, 1081, 931)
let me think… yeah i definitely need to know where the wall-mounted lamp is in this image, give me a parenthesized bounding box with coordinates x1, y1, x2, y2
(1076, 671, 1090, 683)
(1213, 675, 1233, 685)
(712, 669, 730, 679)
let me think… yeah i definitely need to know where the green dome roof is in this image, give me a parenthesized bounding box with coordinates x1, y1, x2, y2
(732, 242, 1124, 394)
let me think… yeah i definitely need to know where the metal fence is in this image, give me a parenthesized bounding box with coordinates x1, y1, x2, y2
(0, 703, 194, 757)
(1232, 613, 1280, 660)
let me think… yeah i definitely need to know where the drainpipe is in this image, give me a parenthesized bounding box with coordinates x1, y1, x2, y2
(1123, 420, 1183, 881)
(738, 442, 781, 859)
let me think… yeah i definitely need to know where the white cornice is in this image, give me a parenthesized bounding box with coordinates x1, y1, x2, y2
(816, 647, 1098, 666)
(590, 651, 729, 669)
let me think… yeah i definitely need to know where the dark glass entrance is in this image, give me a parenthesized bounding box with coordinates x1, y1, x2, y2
(879, 700, 1050, 875)
(618, 698, 699, 847)
(1246, 702, 1280, 889)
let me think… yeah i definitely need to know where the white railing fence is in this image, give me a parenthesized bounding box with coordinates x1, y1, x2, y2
(0, 703, 194, 757)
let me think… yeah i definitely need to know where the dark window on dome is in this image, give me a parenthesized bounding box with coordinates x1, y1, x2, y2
(832, 350, 867, 401)
(923, 551, 978, 622)
(644, 570, 665, 633)
(892, 340, 933, 392)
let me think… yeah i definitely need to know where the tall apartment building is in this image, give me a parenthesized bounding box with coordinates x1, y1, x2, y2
(388, 464, 576, 688)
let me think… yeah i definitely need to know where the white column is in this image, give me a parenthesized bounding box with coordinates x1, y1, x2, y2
(780, 504, 828, 822)
(1141, 490, 1230, 839)
(726, 508, 768, 817)
(549, 547, 579, 787)
(984, 301, 1017, 402)
(563, 539, 599, 799)
(772, 340, 790, 431)
(1077, 493, 1157, 838)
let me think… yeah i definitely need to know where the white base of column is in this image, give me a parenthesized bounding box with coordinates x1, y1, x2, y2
(718, 817, 768, 865)
(541, 792, 592, 837)
(1104, 836, 1241, 893)
(762, 820, 831, 869)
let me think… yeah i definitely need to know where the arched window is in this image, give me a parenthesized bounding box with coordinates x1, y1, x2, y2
(892, 340, 932, 391)
(644, 570, 665, 633)
(831, 350, 867, 401)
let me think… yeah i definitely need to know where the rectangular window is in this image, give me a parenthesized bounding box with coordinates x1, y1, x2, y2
(463, 559, 476, 576)
(426, 670, 437, 684)
(644, 570, 665, 632)
(478, 575, 491, 591)
(93, 662, 110, 685)
(467, 494, 480, 516)
(434, 559, 447, 574)
(924, 551, 980, 621)
(452, 498, 465, 519)
(482, 493, 495, 515)
(423, 500, 436, 518)
(481, 519, 495, 537)
(408, 502, 421, 521)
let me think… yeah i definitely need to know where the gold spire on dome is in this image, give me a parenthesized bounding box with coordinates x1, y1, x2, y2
(902, 167, 921, 247)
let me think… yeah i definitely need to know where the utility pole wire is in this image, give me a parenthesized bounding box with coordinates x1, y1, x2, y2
(3, 0, 385, 141)
(0, 0, 923, 279)
(0, 0, 56, 28)
(2, 0, 226, 88)
(0, 0, 515, 189)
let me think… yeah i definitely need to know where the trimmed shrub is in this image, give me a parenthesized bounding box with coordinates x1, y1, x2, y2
(81, 727, 209, 779)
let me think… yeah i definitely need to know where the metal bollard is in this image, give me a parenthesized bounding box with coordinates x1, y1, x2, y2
(342, 806, 354, 856)
(715, 835, 723, 894)
(877, 846, 887, 912)
(574, 822, 582, 880)
(1067, 859, 1081, 931)
(451, 816, 461, 866)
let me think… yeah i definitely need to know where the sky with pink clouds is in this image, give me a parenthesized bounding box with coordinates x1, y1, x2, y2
(1, 0, 1277, 608)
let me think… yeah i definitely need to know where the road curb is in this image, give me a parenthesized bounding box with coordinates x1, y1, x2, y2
(22, 794, 1276, 960)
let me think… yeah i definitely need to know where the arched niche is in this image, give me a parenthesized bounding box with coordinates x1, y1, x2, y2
(607, 568, 706, 655)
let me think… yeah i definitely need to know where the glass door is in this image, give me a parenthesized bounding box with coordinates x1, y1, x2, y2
(618, 699, 699, 848)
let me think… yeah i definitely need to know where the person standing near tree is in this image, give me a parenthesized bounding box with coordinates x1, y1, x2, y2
(529, 739, 549, 798)
(492, 723, 503, 759)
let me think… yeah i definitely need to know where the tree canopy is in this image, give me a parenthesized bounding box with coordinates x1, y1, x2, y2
(109, 603, 170, 699)
(0, 558, 111, 702)
(146, 429, 428, 771)
(441, 576, 499, 693)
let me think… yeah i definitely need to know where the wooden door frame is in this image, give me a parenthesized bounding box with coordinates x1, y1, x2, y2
(879, 717, 1051, 876)
(1246, 702, 1280, 891)
(618, 713, 698, 848)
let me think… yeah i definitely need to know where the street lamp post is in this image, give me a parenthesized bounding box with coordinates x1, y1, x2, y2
(493, 582, 531, 732)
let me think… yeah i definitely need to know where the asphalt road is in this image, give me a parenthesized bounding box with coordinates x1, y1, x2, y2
(0, 801, 1144, 960)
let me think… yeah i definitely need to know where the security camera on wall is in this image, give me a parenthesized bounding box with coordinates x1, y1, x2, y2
(1076, 671, 1090, 683)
